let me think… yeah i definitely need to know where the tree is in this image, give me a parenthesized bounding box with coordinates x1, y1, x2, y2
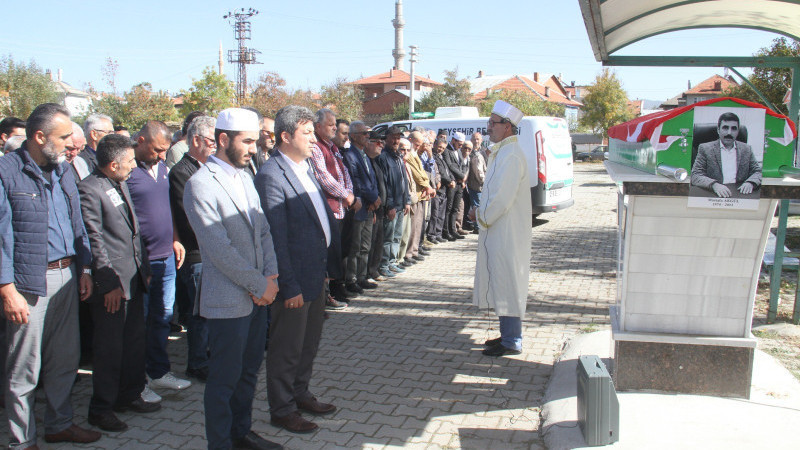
(380, 101, 409, 122)
(91, 82, 178, 130)
(725, 37, 800, 115)
(579, 69, 632, 137)
(319, 77, 363, 122)
(180, 67, 235, 116)
(247, 72, 291, 118)
(245, 71, 319, 118)
(0, 55, 60, 118)
(478, 89, 565, 118)
(416, 68, 473, 113)
(101, 57, 119, 95)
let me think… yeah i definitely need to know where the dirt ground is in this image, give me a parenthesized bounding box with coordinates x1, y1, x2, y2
(753, 214, 800, 381)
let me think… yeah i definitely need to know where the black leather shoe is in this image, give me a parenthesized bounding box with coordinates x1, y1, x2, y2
(447, 235, 458, 241)
(113, 397, 161, 414)
(484, 337, 501, 347)
(345, 282, 364, 295)
(186, 366, 209, 382)
(358, 279, 378, 289)
(296, 396, 337, 415)
(418, 248, 430, 256)
(454, 234, 466, 240)
(271, 411, 319, 433)
(331, 282, 358, 299)
(233, 431, 283, 449)
(413, 255, 425, 261)
(88, 412, 128, 432)
(482, 343, 522, 357)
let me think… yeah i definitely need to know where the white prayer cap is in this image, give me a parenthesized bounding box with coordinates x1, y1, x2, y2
(451, 131, 466, 142)
(491, 100, 524, 126)
(216, 108, 259, 131)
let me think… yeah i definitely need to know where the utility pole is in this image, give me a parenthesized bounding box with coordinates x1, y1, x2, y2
(408, 45, 418, 118)
(224, 8, 261, 103)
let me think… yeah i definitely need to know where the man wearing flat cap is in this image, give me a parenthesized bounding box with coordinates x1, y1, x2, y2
(471, 100, 532, 357)
(183, 108, 282, 449)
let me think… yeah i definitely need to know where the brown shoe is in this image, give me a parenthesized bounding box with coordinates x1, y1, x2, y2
(270, 411, 318, 434)
(44, 424, 102, 443)
(296, 396, 336, 415)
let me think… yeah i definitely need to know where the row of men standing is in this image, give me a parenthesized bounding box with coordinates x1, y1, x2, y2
(0, 100, 497, 449)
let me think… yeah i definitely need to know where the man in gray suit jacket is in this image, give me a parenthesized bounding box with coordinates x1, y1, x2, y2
(79, 134, 155, 432)
(255, 105, 342, 434)
(183, 108, 282, 450)
(691, 111, 762, 198)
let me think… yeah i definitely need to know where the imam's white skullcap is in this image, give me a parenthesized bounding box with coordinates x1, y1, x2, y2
(216, 108, 259, 132)
(491, 100, 524, 126)
(451, 131, 466, 142)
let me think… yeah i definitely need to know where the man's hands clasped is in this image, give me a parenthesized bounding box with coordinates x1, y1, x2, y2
(251, 274, 279, 306)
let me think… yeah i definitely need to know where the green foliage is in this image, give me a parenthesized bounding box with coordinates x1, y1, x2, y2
(416, 68, 473, 112)
(91, 82, 178, 130)
(579, 69, 632, 138)
(725, 37, 800, 115)
(0, 55, 60, 118)
(380, 101, 410, 122)
(319, 77, 363, 122)
(180, 67, 235, 116)
(478, 90, 565, 118)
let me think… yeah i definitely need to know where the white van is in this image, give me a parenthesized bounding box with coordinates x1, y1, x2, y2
(372, 116, 575, 216)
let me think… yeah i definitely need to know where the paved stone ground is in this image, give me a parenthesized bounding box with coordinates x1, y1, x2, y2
(1, 163, 618, 449)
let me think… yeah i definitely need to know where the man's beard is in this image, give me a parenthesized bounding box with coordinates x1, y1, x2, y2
(226, 146, 249, 169)
(42, 140, 66, 164)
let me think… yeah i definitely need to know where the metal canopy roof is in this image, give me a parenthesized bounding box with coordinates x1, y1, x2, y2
(580, 0, 800, 61)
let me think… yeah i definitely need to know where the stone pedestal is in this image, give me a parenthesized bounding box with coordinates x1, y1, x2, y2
(611, 306, 756, 398)
(606, 162, 800, 399)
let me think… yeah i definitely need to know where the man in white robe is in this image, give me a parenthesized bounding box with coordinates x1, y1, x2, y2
(471, 101, 532, 357)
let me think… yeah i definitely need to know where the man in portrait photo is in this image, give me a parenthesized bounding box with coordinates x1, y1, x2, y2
(690, 111, 762, 198)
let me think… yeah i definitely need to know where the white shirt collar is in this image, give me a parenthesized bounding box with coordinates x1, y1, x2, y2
(209, 154, 244, 178)
(279, 151, 310, 174)
(719, 139, 737, 151)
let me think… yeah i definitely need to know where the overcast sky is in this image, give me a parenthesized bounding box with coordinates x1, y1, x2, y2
(2, 1, 782, 102)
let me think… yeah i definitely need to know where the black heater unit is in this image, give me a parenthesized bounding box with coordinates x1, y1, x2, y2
(577, 355, 619, 446)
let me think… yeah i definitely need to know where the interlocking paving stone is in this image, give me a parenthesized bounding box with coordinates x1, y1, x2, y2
(0, 164, 617, 448)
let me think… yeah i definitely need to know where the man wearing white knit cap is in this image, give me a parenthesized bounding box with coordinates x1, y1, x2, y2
(183, 108, 282, 449)
(471, 100, 532, 357)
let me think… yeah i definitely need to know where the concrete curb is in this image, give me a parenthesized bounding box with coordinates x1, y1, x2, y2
(540, 330, 614, 450)
(540, 329, 800, 449)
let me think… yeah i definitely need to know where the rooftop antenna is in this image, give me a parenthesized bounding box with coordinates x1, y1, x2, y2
(224, 7, 261, 103)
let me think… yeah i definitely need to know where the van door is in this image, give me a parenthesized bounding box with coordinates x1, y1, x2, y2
(531, 119, 575, 213)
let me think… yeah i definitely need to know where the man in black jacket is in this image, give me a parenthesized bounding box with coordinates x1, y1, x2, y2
(79, 134, 155, 432)
(431, 138, 453, 242)
(366, 130, 390, 280)
(443, 132, 467, 240)
(168, 115, 215, 382)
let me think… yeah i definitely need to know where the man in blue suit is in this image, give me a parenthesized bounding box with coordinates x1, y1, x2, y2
(255, 105, 341, 434)
(342, 121, 381, 291)
(183, 108, 282, 450)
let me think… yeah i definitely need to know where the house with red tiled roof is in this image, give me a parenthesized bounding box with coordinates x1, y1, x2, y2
(350, 68, 441, 123)
(469, 71, 583, 126)
(351, 68, 439, 100)
(660, 74, 738, 109)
